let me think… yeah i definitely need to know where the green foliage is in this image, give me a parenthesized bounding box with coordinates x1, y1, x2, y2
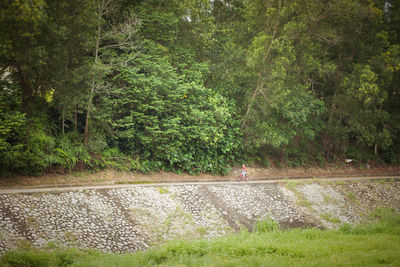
(346, 192, 359, 204)
(22, 121, 56, 173)
(100, 147, 139, 172)
(241, 1, 329, 161)
(285, 143, 309, 167)
(253, 216, 280, 232)
(52, 133, 92, 172)
(382, 146, 399, 164)
(345, 146, 374, 163)
(0, 89, 27, 175)
(320, 213, 341, 224)
(339, 207, 400, 235)
(1, 0, 400, 175)
(255, 156, 270, 168)
(86, 131, 108, 155)
(0, 124, 95, 176)
(0, 88, 57, 175)
(106, 40, 241, 174)
(340, 64, 391, 153)
(1, 250, 51, 267)
(158, 187, 170, 194)
(0, 86, 94, 175)
(0, 244, 87, 267)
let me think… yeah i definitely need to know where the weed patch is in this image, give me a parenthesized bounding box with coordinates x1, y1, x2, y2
(320, 213, 341, 224)
(285, 181, 313, 210)
(339, 207, 400, 235)
(253, 216, 280, 232)
(346, 192, 359, 204)
(158, 187, 170, 194)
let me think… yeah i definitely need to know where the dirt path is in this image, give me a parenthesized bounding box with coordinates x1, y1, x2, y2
(1, 165, 399, 189)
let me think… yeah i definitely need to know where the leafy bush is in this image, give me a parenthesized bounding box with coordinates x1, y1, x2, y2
(1, 87, 94, 175)
(345, 145, 374, 163)
(52, 133, 92, 172)
(1, 123, 95, 175)
(253, 156, 271, 168)
(106, 40, 242, 174)
(100, 148, 141, 172)
(87, 131, 108, 155)
(382, 146, 399, 164)
(0, 110, 56, 175)
(0, 89, 28, 175)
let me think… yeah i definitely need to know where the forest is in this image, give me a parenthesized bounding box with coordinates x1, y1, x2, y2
(0, 0, 399, 176)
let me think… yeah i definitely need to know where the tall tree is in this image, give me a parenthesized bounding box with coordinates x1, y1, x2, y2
(0, 0, 49, 113)
(238, 0, 327, 160)
(83, 0, 140, 144)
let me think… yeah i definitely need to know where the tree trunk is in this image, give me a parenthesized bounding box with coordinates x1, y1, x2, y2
(62, 105, 65, 134)
(280, 145, 286, 165)
(84, 109, 90, 144)
(17, 66, 32, 114)
(242, 16, 280, 128)
(83, 3, 102, 145)
(323, 65, 343, 160)
(73, 104, 78, 132)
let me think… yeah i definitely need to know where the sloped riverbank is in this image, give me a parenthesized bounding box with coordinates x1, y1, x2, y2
(0, 179, 399, 254)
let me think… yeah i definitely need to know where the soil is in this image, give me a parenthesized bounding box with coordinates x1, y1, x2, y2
(1, 164, 399, 189)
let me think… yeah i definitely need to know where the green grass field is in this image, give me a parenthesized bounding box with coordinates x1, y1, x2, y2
(2, 209, 400, 267)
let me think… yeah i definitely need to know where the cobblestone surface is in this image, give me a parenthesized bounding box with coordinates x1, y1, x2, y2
(0, 181, 399, 254)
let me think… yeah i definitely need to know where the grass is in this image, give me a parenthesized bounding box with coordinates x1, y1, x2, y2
(347, 192, 359, 204)
(158, 187, 170, 194)
(253, 215, 280, 232)
(284, 180, 299, 190)
(321, 192, 332, 204)
(320, 213, 341, 224)
(285, 181, 313, 210)
(2, 209, 400, 267)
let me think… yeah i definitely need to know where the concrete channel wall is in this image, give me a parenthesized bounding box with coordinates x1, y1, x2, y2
(1, 180, 400, 254)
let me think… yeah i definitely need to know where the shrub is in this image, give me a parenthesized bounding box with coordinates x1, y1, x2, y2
(107, 40, 242, 174)
(53, 133, 92, 172)
(0, 111, 57, 175)
(87, 131, 108, 155)
(382, 146, 399, 164)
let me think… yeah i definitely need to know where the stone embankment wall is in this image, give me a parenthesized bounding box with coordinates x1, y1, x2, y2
(0, 180, 399, 254)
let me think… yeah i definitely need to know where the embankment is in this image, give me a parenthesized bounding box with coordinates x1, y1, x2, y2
(0, 179, 399, 254)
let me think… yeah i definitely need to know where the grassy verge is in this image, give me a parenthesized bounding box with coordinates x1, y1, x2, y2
(1, 209, 400, 267)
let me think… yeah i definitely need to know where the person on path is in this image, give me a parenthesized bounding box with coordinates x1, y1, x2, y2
(240, 164, 248, 181)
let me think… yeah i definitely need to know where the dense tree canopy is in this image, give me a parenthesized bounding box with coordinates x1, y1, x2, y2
(1, 0, 399, 175)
